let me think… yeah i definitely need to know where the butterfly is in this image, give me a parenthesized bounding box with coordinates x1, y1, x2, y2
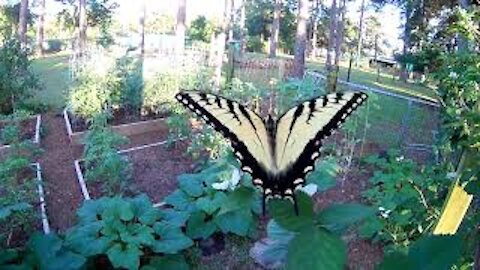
(175, 90, 368, 214)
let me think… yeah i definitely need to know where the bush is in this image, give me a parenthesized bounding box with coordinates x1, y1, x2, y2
(246, 36, 264, 53)
(187, 16, 216, 43)
(0, 37, 41, 114)
(44, 39, 64, 53)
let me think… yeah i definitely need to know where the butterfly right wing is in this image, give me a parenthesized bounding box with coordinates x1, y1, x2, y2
(175, 91, 274, 190)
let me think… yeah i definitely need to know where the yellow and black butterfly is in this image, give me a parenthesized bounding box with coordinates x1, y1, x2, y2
(176, 90, 368, 214)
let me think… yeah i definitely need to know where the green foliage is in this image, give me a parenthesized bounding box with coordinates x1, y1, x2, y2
(246, 36, 265, 53)
(66, 195, 193, 270)
(359, 151, 449, 250)
(165, 158, 261, 240)
(141, 254, 189, 270)
(114, 57, 144, 113)
(0, 233, 86, 270)
(82, 114, 130, 196)
(187, 16, 216, 43)
(0, 37, 41, 114)
(0, 122, 40, 248)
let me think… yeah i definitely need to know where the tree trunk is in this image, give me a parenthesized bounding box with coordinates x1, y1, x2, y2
(334, 0, 346, 68)
(176, 0, 186, 54)
(78, 0, 87, 55)
(400, 1, 413, 82)
(139, 0, 146, 57)
(213, 0, 231, 92)
(326, 0, 338, 92)
(229, 0, 235, 42)
(36, 0, 45, 56)
(18, 0, 28, 47)
(457, 0, 470, 52)
(310, 0, 320, 58)
(292, 0, 309, 78)
(269, 0, 281, 58)
(355, 0, 366, 67)
(239, 0, 246, 53)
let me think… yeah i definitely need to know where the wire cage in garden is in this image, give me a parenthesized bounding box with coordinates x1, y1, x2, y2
(305, 70, 441, 162)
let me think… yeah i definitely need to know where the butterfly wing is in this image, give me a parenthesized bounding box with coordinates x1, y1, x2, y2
(275, 92, 368, 189)
(175, 91, 274, 188)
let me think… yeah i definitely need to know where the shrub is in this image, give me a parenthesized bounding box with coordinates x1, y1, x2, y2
(0, 37, 41, 114)
(82, 114, 130, 196)
(65, 195, 193, 270)
(246, 36, 264, 53)
(113, 56, 144, 113)
(44, 39, 64, 53)
(187, 16, 216, 43)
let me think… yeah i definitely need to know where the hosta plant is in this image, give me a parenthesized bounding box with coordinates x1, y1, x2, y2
(65, 195, 193, 270)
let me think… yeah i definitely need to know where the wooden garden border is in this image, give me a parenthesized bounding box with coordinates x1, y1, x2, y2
(33, 162, 51, 234)
(63, 109, 168, 145)
(73, 139, 180, 207)
(0, 115, 42, 151)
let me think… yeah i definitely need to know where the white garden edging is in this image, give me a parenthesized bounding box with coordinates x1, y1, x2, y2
(63, 109, 168, 145)
(0, 115, 42, 151)
(33, 162, 50, 234)
(74, 139, 179, 207)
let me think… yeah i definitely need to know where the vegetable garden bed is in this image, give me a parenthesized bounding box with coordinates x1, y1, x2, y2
(0, 115, 41, 151)
(63, 109, 169, 145)
(74, 140, 194, 204)
(0, 162, 50, 248)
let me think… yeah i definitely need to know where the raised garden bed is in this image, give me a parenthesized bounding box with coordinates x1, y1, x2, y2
(74, 140, 194, 205)
(63, 109, 169, 145)
(0, 162, 50, 248)
(0, 115, 41, 151)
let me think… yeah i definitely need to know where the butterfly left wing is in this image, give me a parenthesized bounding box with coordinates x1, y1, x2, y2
(275, 92, 368, 190)
(175, 91, 274, 189)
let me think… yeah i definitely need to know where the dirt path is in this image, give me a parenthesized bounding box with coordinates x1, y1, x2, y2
(39, 113, 83, 232)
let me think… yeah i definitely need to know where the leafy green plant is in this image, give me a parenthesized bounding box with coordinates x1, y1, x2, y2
(0, 123, 41, 248)
(359, 151, 449, 251)
(82, 114, 130, 196)
(187, 125, 230, 160)
(0, 37, 41, 114)
(65, 195, 193, 270)
(0, 233, 86, 270)
(165, 157, 261, 241)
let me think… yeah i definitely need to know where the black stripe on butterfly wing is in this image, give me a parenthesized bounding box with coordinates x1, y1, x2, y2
(282, 92, 368, 190)
(279, 103, 305, 163)
(175, 91, 271, 188)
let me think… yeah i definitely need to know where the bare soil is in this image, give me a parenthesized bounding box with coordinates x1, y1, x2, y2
(0, 117, 37, 145)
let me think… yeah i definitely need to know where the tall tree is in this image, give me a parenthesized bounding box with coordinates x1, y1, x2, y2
(355, 0, 366, 66)
(292, 0, 309, 78)
(78, 0, 87, 54)
(334, 0, 347, 68)
(269, 0, 281, 58)
(325, 0, 338, 92)
(36, 0, 45, 56)
(213, 0, 231, 91)
(239, 0, 247, 53)
(18, 0, 28, 47)
(310, 0, 321, 58)
(139, 0, 146, 56)
(176, 0, 186, 53)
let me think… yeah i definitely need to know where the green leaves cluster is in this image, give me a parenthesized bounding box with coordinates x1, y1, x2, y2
(83, 114, 130, 196)
(360, 151, 449, 250)
(65, 195, 193, 270)
(165, 159, 261, 240)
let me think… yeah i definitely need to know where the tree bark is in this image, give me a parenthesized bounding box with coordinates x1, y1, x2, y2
(292, 0, 309, 78)
(239, 0, 246, 53)
(326, 0, 338, 92)
(334, 0, 346, 68)
(213, 0, 231, 92)
(355, 0, 366, 67)
(269, 0, 281, 58)
(36, 0, 45, 56)
(400, 1, 412, 82)
(18, 0, 28, 47)
(310, 0, 320, 58)
(78, 0, 87, 55)
(139, 0, 146, 57)
(176, 0, 186, 54)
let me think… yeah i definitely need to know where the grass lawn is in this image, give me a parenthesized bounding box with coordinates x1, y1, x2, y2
(31, 53, 70, 109)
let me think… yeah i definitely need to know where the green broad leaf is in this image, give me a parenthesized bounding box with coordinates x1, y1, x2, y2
(165, 190, 193, 211)
(141, 255, 189, 270)
(124, 224, 155, 246)
(218, 186, 255, 215)
(268, 191, 314, 232)
(106, 243, 142, 270)
(409, 235, 462, 270)
(107, 198, 134, 221)
(316, 203, 376, 233)
(306, 157, 339, 191)
(195, 192, 226, 215)
(253, 220, 295, 265)
(152, 222, 193, 254)
(287, 228, 346, 270)
(358, 217, 384, 239)
(186, 211, 217, 240)
(0, 203, 32, 219)
(65, 223, 111, 256)
(215, 210, 253, 237)
(0, 249, 19, 265)
(178, 174, 204, 197)
(160, 209, 190, 227)
(377, 252, 414, 270)
(76, 198, 108, 223)
(131, 195, 160, 225)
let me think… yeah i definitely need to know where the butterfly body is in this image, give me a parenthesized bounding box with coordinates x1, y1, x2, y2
(176, 90, 368, 214)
